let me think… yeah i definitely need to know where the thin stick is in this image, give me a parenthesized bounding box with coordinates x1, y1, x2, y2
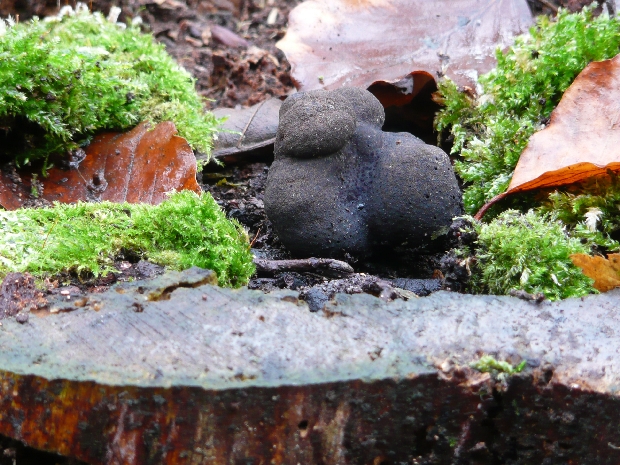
(41, 218, 60, 250)
(539, 0, 559, 13)
(254, 257, 355, 278)
(474, 192, 509, 221)
(249, 227, 261, 248)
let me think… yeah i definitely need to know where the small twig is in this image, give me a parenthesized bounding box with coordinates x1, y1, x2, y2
(539, 0, 559, 13)
(41, 218, 60, 250)
(249, 227, 261, 248)
(509, 289, 546, 304)
(254, 257, 355, 278)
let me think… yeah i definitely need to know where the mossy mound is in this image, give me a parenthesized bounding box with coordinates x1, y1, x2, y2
(465, 211, 594, 301)
(435, 7, 620, 214)
(0, 191, 255, 287)
(436, 7, 620, 300)
(0, 5, 218, 167)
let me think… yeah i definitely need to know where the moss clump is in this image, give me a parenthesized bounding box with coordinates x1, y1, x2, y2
(470, 355, 527, 375)
(0, 6, 218, 167)
(435, 7, 620, 214)
(465, 210, 595, 300)
(0, 190, 254, 287)
(540, 175, 620, 251)
(434, 7, 620, 300)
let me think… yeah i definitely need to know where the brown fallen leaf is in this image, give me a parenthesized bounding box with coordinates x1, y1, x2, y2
(367, 71, 436, 108)
(570, 253, 620, 292)
(210, 97, 283, 163)
(0, 121, 200, 210)
(367, 71, 440, 139)
(277, 0, 533, 92)
(476, 53, 620, 219)
(508, 53, 620, 194)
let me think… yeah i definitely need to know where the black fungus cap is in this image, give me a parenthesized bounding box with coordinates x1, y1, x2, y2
(265, 87, 463, 262)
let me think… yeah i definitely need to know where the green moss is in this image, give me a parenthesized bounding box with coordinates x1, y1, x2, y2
(0, 6, 218, 167)
(435, 7, 620, 214)
(0, 190, 254, 287)
(540, 175, 620, 251)
(466, 210, 595, 300)
(434, 7, 620, 299)
(470, 355, 527, 375)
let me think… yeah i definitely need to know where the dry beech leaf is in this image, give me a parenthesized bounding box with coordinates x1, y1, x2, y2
(0, 121, 200, 210)
(570, 253, 620, 292)
(367, 71, 436, 108)
(210, 98, 283, 163)
(507, 53, 620, 195)
(367, 70, 440, 137)
(277, 0, 533, 92)
(475, 54, 620, 220)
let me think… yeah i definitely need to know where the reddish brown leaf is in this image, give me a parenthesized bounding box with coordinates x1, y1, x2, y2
(367, 71, 440, 138)
(277, 0, 533, 92)
(0, 121, 200, 210)
(475, 53, 620, 220)
(570, 253, 620, 292)
(506, 54, 620, 194)
(367, 71, 436, 108)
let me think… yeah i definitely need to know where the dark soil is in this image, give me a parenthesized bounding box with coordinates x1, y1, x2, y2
(202, 159, 475, 296)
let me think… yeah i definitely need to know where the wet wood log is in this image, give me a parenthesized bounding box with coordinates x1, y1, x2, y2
(0, 268, 620, 464)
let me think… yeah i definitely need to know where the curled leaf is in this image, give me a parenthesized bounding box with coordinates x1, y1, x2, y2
(210, 98, 282, 163)
(476, 53, 620, 219)
(508, 54, 620, 194)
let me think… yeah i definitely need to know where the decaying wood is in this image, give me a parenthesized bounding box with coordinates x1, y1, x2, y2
(1, 268, 620, 464)
(253, 257, 355, 277)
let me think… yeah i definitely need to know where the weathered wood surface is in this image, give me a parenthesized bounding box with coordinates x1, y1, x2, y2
(1, 267, 620, 464)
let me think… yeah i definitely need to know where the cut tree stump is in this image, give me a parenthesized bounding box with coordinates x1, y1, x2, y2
(1, 267, 620, 464)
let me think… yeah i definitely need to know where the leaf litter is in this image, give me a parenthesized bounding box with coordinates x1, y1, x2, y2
(277, 0, 533, 91)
